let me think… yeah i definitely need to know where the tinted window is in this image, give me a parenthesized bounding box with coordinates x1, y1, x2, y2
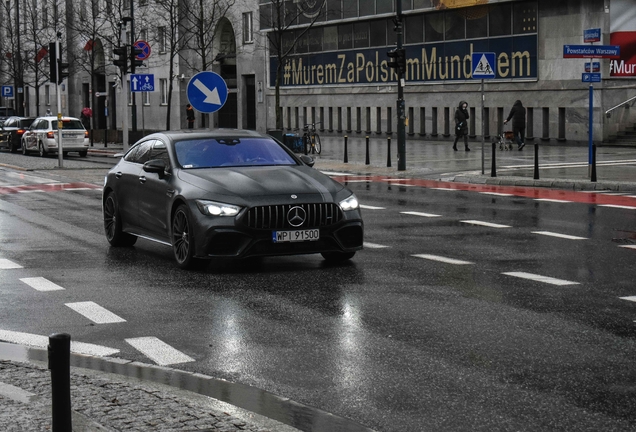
(52, 120, 85, 130)
(124, 140, 154, 164)
(175, 137, 297, 169)
(19, 119, 35, 128)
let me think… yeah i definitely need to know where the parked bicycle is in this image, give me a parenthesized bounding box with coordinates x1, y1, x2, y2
(302, 122, 322, 155)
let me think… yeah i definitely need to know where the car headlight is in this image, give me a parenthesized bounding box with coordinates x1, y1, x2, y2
(339, 194, 359, 211)
(196, 200, 242, 216)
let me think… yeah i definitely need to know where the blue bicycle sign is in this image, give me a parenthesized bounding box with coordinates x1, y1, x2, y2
(130, 74, 155, 92)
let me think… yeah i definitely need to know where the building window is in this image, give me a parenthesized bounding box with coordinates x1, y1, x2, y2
(160, 79, 167, 105)
(243, 12, 253, 44)
(41, 5, 47, 28)
(158, 27, 167, 53)
(142, 91, 150, 105)
(45, 85, 50, 106)
(139, 28, 148, 42)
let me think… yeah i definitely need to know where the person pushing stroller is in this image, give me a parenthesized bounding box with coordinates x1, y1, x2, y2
(504, 100, 526, 151)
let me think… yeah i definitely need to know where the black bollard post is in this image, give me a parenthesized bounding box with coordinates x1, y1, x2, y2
(387, 137, 392, 167)
(344, 136, 348, 163)
(591, 144, 597, 182)
(48, 333, 72, 432)
(365, 136, 370, 165)
(533, 144, 540, 180)
(491, 142, 497, 177)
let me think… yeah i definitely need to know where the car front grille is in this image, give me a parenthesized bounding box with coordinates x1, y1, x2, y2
(245, 203, 343, 230)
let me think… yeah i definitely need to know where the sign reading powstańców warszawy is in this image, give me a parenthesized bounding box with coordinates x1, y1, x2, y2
(610, 0, 636, 77)
(270, 34, 537, 87)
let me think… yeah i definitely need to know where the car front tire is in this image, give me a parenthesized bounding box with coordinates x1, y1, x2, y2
(79, 150, 87, 157)
(172, 205, 208, 270)
(103, 192, 137, 247)
(38, 142, 47, 158)
(22, 142, 28, 155)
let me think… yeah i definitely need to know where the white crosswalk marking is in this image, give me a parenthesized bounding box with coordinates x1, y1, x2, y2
(480, 192, 514, 197)
(620, 296, 636, 302)
(364, 242, 389, 249)
(65, 301, 126, 324)
(0, 259, 23, 269)
(413, 254, 473, 265)
(619, 245, 636, 250)
(534, 199, 572, 203)
(0, 329, 119, 356)
(20, 277, 65, 291)
(431, 187, 459, 191)
(401, 211, 441, 218)
(502, 272, 579, 286)
(360, 205, 386, 210)
(600, 204, 636, 210)
(532, 231, 588, 240)
(125, 337, 194, 366)
(461, 220, 511, 228)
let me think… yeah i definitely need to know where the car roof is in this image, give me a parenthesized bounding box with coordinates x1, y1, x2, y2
(35, 116, 81, 121)
(143, 129, 270, 143)
(4, 116, 36, 121)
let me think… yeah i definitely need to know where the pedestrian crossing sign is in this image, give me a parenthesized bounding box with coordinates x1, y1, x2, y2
(472, 52, 496, 79)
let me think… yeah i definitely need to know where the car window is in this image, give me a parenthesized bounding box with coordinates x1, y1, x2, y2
(124, 140, 154, 164)
(175, 138, 297, 169)
(5, 118, 15, 127)
(19, 119, 35, 128)
(150, 140, 171, 168)
(35, 120, 49, 130)
(53, 120, 84, 130)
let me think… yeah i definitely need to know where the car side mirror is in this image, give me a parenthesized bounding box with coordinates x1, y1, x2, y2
(299, 154, 315, 167)
(143, 159, 168, 178)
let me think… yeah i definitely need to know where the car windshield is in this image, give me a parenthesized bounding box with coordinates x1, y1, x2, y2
(52, 120, 85, 130)
(175, 137, 297, 169)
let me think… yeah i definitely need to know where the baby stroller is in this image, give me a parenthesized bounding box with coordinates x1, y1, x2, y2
(494, 129, 515, 151)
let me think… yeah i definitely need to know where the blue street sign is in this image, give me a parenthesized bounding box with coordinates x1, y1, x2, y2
(471, 52, 496, 79)
(582, 73, 601, 83)
(583, 28, 601, 43)
(563, 45, 620, 58)
(187, 71, 228, 114)
(584, 62, 600, 73)
(1, 85, 14, 98)
(130, 74, 155, 92)
(133, 40, 151, 60)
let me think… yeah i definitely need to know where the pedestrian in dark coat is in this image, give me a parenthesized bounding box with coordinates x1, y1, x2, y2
(504, 100, 527, 150)
(186, 104, 195, 129)
(453, 101, 470, 151)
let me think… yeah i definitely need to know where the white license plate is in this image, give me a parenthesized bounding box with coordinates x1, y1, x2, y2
(273, 229, 320, 243)
(62, 133, 77, 138)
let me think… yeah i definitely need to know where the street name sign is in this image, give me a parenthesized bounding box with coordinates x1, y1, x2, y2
(471, 52, 496, 79)
(130, 74, 155, 92)
(583, 28, 601, 43)
(187, 71, 228, 114)
(584, 62, 600, 72)
(563, 45, 620, 58)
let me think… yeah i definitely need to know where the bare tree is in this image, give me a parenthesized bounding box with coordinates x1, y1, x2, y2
(261, 0, 325, 130)
(0, 0, 23, 114)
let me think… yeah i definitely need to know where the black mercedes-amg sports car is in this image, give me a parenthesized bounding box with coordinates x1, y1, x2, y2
(102, 129, 363, 269)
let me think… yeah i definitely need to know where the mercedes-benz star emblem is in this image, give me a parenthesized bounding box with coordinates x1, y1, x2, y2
(291, 194, 298, 199)
(287, 206, 306, 227)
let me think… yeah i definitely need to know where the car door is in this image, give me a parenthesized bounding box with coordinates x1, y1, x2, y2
(23, 120, 40, 150)
(137, 140, 173, 241)
(112, 141, 153, 232)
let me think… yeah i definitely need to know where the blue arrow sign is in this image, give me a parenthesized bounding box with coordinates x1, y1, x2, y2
(130, 74, 155, 92)
(187, 71, 228, 114)
(1, 85, 14, 98)
(471, 52, 496, 79)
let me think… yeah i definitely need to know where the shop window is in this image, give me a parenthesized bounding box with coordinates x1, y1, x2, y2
(323, 26, 338, 51)
(326, 0, 342, 20)
(489, 3, 512, 37)
(353, 22, 369, 48)
(377, 0, 392, 14)
(405, 15, 424, 44)
(308, 27, 323, 52)
(359, 0, 374, 16)
(425, 12, 444, 42)
(445, 11, 465, 41)
(369, 20, 387, 47)
(465, 6, 488, 39)
(343, 0, 356, 19)
(338, 23, 353, 50)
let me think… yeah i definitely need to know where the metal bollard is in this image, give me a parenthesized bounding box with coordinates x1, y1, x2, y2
(591, 144, 597, 182)
(48, 333, 72, 432)
(533, 144, 540, 180)
(387, 137, 392, 167)
(343, 136, 348, 163)
(365, 136, 370, 165)
(491, 142, 497, 177)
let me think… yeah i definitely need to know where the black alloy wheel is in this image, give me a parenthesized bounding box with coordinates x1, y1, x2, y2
(22, 142, 28, 155)
(172, 205, 207, 270)
(103, 192, 137, 246)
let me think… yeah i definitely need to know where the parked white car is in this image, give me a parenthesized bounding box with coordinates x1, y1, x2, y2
(21, 116, 89, 157)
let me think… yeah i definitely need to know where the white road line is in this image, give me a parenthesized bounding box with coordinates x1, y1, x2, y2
(322, 171, 353, 176)
(600, 204, 636, 210)
(401, 211, 441, 218)
(620, 296, 636, 302)
(480, 192, 515, 197)
(125, 337, 194, 366)
(0, 382, 36, 403)
(619, 245, 636, 250)
(532, 231, 588, 240)
(412, 254, 473, 265)
(360, 205, 386, 210)
(364, 242, 389, 249)
(65, 301, 126, 324)
(431, 187, 459, 191)
(0, 259, 23, 269)
(534, 199, 572, 203)
(461, 220, 511, 228)
(20, 277, 65, 292)
(627, 195, 636, 199)
(342, 180, 370, 183)
(502, 272, 579, 286)
(0, 329, 119, 357)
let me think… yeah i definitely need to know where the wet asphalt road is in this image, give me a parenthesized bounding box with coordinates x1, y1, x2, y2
(1, 151, 636, 431)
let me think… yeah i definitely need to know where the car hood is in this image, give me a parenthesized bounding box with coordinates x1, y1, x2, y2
(177, 165, 345, 201)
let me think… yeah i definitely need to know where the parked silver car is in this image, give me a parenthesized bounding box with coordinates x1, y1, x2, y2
(21, 116, 89, 157)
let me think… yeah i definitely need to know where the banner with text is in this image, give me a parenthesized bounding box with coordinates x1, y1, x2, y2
(610, 0, 636, 77)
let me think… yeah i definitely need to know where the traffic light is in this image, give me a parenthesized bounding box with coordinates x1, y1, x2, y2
(387, 48, 406, 74)
(113, 45, 129, 73)
(49, 42, 57, 83)
(130, 45, 143, 73)
(57, 59, 69, 84)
